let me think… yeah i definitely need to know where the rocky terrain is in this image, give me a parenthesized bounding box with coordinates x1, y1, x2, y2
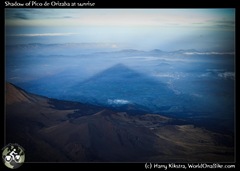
(5, 82, 234, 162)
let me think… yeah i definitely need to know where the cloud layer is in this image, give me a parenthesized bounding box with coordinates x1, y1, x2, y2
(108, 99, 130, 105)
(9, 33, 77, 37)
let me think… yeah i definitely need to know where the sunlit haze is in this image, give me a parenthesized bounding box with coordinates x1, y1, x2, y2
(5, 9, 235, 51)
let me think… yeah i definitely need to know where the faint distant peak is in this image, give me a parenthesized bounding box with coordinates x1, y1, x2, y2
(172, 49, 199, 53)
(149, 49, 164, 53)
(118, 49, 144, 53)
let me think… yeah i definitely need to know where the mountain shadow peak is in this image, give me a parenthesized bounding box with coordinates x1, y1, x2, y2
(85, 63, 142, 81)
(66, 63, 175, 112)
(106, 63, 133, 70)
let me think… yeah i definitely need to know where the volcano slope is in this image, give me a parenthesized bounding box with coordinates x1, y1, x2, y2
(5, 82, 234, 162)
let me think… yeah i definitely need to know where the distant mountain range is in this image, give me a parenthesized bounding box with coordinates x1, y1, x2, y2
(6, 43, 234, 56)
(6, 82, 234, 162)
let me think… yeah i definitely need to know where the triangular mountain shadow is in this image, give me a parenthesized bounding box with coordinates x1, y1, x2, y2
(60, 63, 180, 113)
(80, 63, 162, 84)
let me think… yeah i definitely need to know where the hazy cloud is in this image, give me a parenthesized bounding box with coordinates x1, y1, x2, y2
(63, 16, 72, 18)
(5, 9, 235, 51)
(108, 99, 130, 105)
(9, 33, 78, 37)
(13, 12, 30, 20)
(184, 52, 235, 55)
(218, 72, 235, 80)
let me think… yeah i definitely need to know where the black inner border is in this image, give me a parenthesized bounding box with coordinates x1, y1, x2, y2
(2, 0, 238, 170)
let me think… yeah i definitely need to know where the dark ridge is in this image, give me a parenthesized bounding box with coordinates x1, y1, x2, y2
(5, 82, 234, 162)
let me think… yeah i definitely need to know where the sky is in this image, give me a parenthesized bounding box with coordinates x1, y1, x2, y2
(5, 9, 235, 51)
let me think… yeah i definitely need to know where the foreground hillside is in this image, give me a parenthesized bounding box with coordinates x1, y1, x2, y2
(5, 83, 234, 162)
